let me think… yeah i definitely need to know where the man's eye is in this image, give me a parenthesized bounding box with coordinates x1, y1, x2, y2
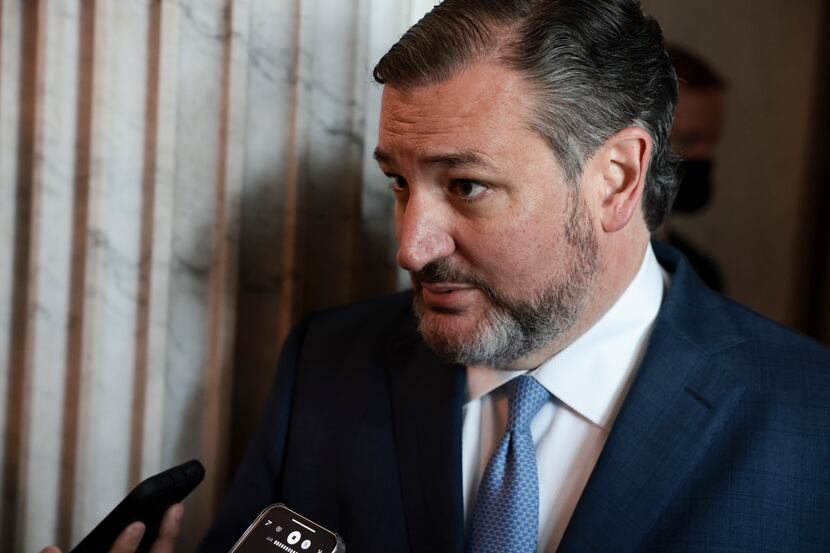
(389, 175, 408, 192)
(449, 179, 487, 198)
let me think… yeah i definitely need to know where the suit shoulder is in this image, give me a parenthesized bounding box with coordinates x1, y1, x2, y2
(299, 290, 416, 348)
(656, 262, 830, 395)
(718, 295, 830, 364)
(702, 296, 830, 405)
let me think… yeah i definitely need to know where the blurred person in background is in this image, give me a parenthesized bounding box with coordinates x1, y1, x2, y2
(658, 44, 726, 291)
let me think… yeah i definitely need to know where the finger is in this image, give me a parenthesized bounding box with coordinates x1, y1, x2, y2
(109, 521, 146, 553)
(38, 547, 62, 553)
(149, 503, 184, 553)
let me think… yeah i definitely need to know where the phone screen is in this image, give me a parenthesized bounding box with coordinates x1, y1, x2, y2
(230, 504, 341, 553)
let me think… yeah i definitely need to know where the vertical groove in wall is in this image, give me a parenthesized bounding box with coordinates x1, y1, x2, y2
(348, 0, 368, 302)
(70, 0, 113, 541)
(2, 1, 44, 547)
(0, 1, 14, 541)
(361, 0, 409, 298)
(202, 0, 246, 518)
(129, 0, 163, 489)
(0, 1, 4, 76)
(57, 0, 96, 547)
(276, 0, 303, 349)
(348, 0, 376, 300)
(139, 0, 178, 479)
(201, 0, 233, 515)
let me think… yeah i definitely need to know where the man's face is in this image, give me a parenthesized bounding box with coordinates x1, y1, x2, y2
(671, 84, 725, 160)
(375, 63, 599, 369)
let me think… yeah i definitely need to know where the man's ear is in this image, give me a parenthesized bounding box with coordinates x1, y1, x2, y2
(592, 127, 653, 233)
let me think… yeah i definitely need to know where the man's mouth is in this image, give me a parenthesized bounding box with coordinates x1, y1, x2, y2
(419, 283, 478, 311)
(421, 283, 474, 294)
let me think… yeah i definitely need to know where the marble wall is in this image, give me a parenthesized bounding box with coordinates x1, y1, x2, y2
(0, 1, 435, 551)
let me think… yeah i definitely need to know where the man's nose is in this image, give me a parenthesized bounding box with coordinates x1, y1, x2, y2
(395, 193, 454, 272)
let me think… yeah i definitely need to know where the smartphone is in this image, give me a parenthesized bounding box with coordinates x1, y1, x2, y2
(69, 459, 205, 553)
(229, 504, 346, 553)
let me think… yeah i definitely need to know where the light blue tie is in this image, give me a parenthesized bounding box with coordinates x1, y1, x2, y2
(466, 375, 550, 553)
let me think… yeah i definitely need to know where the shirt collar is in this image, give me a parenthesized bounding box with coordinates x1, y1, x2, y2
(466, 244, 667, 430)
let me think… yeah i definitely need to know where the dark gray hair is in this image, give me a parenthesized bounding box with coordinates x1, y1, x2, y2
(373, 0, 679, 230)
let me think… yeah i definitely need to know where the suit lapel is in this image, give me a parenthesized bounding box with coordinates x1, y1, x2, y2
(386, 331, 467, 553)
(559, 244, 747, 552)
(557, 327, 745, 552)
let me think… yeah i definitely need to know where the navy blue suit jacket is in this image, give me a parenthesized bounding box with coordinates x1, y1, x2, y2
(200, 243, 830, 552)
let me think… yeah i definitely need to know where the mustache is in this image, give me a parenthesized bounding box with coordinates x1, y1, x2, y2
(410, 260, 545, 325)
(411, 260, 498, 300)
(411, 259, 481, 286)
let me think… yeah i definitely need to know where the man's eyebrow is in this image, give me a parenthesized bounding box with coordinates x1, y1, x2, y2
(373, 148, 494, 168)
(422, 151, 494, 167)
(373, 147, 393, 165)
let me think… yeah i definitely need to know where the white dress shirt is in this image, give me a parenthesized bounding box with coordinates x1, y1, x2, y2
(461, 244, 668, 552)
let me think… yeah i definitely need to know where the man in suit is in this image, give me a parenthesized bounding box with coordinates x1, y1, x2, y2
(201, 0, 830, 551)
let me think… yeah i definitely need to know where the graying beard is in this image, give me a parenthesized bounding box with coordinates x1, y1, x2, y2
(413, 195, 599, 369)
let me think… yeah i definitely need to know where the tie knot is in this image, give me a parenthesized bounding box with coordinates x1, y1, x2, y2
(505, 375, 549, 431)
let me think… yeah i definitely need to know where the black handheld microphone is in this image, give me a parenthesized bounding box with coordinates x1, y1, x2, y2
(228, 504, 346, 553)
(70, 459, 205, 553)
